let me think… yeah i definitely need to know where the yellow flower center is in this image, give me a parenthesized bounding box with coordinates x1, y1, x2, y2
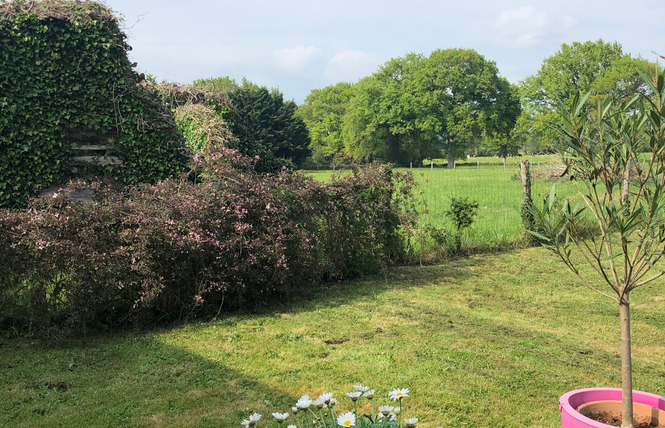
(396, 392, 403, 397)
(343, 422, 351, 427)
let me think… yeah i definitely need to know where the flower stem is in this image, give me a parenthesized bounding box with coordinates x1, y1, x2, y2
(398, 398, 403, 428)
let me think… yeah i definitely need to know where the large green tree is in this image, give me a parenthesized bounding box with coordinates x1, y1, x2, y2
(482, 81, 523, 166)
(343, 53, 432, 164)
(516, 40, 657, 154)
(297, 82, 354, 167)
(415, 49, 520, 168)
(340, 49, 519, 166)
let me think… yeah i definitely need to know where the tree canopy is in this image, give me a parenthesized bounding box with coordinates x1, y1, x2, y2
(297, 82, 354, 167)
(342, 53, 431, 164)
(192, 41, 659, 168)
(415, 49, 520, 167)
(516, 40, 657, 154)
(335, 49, 520, 167)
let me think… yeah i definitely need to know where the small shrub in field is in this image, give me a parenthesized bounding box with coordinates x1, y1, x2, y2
(445, 197, 479, 252)
(0, 147, 416, 336)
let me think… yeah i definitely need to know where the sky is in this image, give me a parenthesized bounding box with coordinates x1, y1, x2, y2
(101, 0, 665, 104)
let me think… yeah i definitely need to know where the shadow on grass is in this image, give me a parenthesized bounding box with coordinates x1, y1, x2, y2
(0, 254, 489, 426)
(0, 334, 300, 427)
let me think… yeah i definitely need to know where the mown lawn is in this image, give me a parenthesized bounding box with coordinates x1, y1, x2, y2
(2, 247, 665, 427)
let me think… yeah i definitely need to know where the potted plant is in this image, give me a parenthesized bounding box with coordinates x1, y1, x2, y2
(530, 69, 665, 428)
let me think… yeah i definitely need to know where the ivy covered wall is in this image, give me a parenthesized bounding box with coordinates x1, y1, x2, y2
(0, 1, 187, 208)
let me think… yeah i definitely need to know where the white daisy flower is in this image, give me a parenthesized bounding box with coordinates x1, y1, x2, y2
(389, 387, 409, 401)
(364, 389, 375, 399)
(313, 397, 326, 408)
(405, 417, 418, 427)
(336, 411, 356, 427)
(272, 412, 289, 423)
(393, 406, 401, 415)
(378, 405, 394, 416)
(353, 384, 369, 392)
(346, 391, 362, 401)
(241, 412, 261, 426)
(318, 392, 334, 404)
(287, 425, 297, 428)
(329, 397, 338, 406)
(296, 395, 312, 409)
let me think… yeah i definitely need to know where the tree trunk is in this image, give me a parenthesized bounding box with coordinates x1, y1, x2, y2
(520, 160, 536, 245)
(447, 139, 456, 169)
(622, 159, 631, 212)
(620, 294, 634, 428)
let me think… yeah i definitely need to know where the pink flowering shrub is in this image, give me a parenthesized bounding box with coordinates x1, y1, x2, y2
(0, 147, 417, 335)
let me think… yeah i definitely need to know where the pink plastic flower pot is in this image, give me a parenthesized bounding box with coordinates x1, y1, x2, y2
(560, 388, 665, 427)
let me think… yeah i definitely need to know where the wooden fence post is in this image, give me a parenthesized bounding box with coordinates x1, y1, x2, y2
(520, 160, 536, 244)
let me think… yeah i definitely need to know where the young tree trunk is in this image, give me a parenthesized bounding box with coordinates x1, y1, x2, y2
(620, 294, 634, 428)
(447, 139, 456, 169)
(622, 159, 631, 210)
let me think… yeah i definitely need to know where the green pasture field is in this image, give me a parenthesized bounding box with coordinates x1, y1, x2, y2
(310, 156, 578, 249)
(2, 247, 664, 427)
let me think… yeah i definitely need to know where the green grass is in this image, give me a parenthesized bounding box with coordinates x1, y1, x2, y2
(2, 247, 665, 427)
(309, 156, 578, 249)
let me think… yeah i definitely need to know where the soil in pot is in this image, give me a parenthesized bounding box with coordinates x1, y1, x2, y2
(578, 400, 665, 427)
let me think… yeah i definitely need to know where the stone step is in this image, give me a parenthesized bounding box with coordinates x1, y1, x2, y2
(70, 144, 114, 151)
(70, 155, 122, 166)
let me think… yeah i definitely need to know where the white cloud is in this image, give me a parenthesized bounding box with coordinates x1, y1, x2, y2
(273, 45, 324, 72)
(493, 6, 550, 48)
(324, 50, 380, 83)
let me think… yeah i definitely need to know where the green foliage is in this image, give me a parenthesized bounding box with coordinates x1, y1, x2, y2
(445, 196, 479, 252)
(418, 49, 521, 167)
(226, 82, 311, 172)
(192, 76, 239, 96)
(0, 1, 186, 208)
(192, 77, 310, 172)
(298, 82, 355, 166)
(343, 53, 434, 164)
(338, 49, 520, 166)
(173, 103, 232, 154)
(0, 147, 416, 335)
(446, 197, 480, 232)
(530, 70, 665, 424)
(531, 74, 665, 299)
(516, 39, 658, 154)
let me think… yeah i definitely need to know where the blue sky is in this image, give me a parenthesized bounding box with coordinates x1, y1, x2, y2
(102, 0, 665, 103)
